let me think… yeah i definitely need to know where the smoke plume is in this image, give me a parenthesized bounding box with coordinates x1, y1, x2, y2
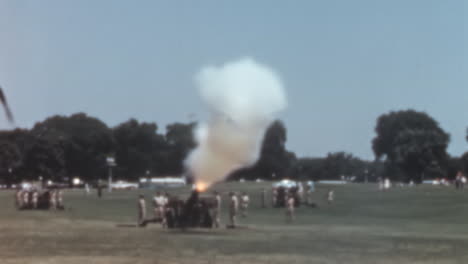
(186, 58, 287, 190)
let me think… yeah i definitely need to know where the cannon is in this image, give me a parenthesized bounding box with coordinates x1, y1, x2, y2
(165, 190, 214, 229)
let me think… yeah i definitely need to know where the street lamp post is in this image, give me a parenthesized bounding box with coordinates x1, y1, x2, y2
(106, 157, 116, 192)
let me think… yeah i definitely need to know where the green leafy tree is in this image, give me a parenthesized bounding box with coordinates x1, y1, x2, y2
(321, 152, 367, 180)
(252, 120, 294, 179)
(461, 152, 468, 175)
(113, 119, 166, 180)
(227, 120, 294, 181)
(293, 157, 325, 181)
(22, 137, 65, 182)
(164, 122, 197, 175)
(372, 110, 449, 182)
(32, 113, 114, 183)
(0, 141, 21, 186)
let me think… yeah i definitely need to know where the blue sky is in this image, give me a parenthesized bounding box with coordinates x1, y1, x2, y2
(0, 0, 466, 159)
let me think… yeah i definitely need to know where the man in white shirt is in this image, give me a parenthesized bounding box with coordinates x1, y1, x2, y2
(32, 190, 39, 209)
(153, 192, 167, 226)
(240, 192, 249, 218)
(212, 191, 222, 228)
(138, 195, 146, 227)
(286, 193, 295, 223)
(229, 192, 238, 228)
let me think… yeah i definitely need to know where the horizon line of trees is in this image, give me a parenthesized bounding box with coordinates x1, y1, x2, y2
(0, 110, 467, 186)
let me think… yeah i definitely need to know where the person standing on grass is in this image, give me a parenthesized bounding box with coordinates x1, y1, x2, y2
(286, 193, 295, 223)
(456, 171, 465, 190)
(272, 187, 278, 207)
(327, 189, 334, 205)
(212, 191, 222, 228)
(32, 189, 39, 209)
(16, 189, 23, 209)
(229, 192, 239, 228)
(57, 189, 64, 210)
(161, 192, 170, 228)
(85, 183, 90, 195)
(97, 184, 103, 198)
(153, 192, 164, 221)
(50, 189, 57, 210)
(261, 188, 267, 208)
(138, 194, 147, 227)
(23, 190, 30, 209)
(240, 192, 249, 218)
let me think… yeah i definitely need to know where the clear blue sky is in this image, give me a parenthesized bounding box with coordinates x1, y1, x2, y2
(0, 0, 466, 159)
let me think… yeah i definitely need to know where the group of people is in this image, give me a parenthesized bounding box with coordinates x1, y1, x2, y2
(137, 191, 170, 227)
(215, 189, 301, 227)
(135, 185, 336, 228)
(15, 188, 64, 210)
(136, 190, 251, 228)
(15, 189, 39, 209)
(226, 191, 250, 228)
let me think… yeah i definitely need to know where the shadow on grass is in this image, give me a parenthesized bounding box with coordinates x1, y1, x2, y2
(115, 224, 138, 228)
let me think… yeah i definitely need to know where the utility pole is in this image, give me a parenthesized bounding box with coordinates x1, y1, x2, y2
(106, 157, 116, 192)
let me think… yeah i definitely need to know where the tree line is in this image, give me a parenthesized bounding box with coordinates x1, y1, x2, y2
(0, 110, 467, 186)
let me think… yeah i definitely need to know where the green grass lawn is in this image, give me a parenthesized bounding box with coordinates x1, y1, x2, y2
(1, 182, 468, 263)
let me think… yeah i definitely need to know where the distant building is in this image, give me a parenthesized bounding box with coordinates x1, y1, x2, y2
(110, 180, 138, 190)
(139, 177, 186, 189)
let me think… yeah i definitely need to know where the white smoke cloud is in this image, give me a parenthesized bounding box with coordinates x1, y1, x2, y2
(187, 57, 287, 189)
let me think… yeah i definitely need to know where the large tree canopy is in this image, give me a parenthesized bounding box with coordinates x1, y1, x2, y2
(0, 109, 462, 185)
(113, 119, 167, 180)
(229, 120, 296, 181)
(372, 110, 449, 182)
(32, 113, 114, 182)
(163, 122, 197, 175)
(0, 140, 21, 186)
(255, 120, 295, 179)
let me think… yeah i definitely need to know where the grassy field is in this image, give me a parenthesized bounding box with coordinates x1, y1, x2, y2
(1, 182, 468, 264)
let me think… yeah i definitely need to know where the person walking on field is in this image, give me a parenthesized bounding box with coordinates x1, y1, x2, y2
(286, 193, 295, 223)
(138, 195, 147, 227)
(240, 192, 250, 218)
(212, 191, 222, 228)
(229, 192, 239, 228)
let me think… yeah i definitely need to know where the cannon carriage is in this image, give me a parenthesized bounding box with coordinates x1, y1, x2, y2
(165, 191, 215, 229)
